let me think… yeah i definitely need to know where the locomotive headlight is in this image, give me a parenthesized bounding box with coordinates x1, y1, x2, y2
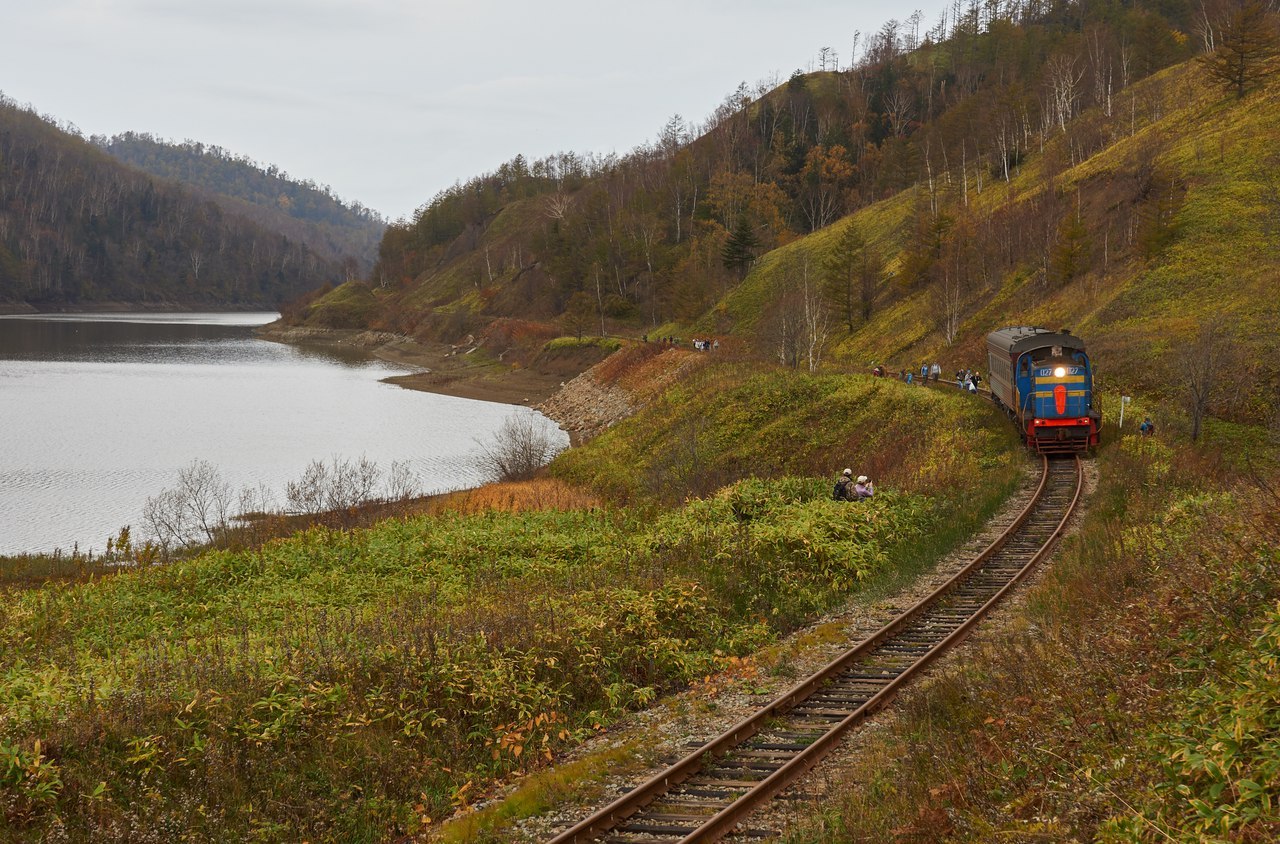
(1053, 366, 1067, 378)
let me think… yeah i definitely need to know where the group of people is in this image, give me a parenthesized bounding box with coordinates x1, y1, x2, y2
(956, 368, 982, 392)
(894, 363, 943, 385)
(833, 468, 874, 501)
(870, 362, 982, 394)
(641, 335, 718, 351)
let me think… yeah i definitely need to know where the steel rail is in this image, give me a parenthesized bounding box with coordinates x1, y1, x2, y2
(547, 455, 1081, 844)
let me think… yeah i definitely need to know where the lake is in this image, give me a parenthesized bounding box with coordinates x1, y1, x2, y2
(0, 313, 567, 555)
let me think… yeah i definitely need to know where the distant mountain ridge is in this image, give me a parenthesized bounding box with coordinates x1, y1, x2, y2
(0, 94, 343, 310)
(95, 133, 385, 273)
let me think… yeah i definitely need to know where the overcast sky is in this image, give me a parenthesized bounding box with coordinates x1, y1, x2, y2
(2, 0, 943, 222)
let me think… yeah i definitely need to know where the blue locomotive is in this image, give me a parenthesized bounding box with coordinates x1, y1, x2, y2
(985, 326, 1100, 453)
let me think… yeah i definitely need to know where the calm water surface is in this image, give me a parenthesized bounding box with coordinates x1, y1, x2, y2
(0, 313, 566, 555)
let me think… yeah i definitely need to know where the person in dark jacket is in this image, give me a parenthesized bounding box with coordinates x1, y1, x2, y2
(834, 468, 856, 501)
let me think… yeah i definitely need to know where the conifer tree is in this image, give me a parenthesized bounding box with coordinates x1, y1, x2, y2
(1200, 0, 1280, 99)
(823, 221, 881, 331)
(721, 214, 761, 278)
(561, 291, 595, 339)
(1051, 212, 1091, 284)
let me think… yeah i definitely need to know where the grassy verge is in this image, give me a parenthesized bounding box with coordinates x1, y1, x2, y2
(552, 364, 1013, 506)
(0, 364, 1020, 842)
(779, 431, 1280, 842)
(542, 336, 622, 352)
(434, 461, 1022, 843)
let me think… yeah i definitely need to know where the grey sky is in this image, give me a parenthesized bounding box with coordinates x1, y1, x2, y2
(2, 0, 941, 222)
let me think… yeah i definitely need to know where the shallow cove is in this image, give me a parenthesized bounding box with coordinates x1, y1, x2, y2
(0, 312, 567, 555)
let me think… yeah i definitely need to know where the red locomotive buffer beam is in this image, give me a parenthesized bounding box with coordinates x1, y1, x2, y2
(1028, 416, 1097, 454)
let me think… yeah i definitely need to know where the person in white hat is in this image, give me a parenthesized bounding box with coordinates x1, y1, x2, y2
(854, 475, 875, 499)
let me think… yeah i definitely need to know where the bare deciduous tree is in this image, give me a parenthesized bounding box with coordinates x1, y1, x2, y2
(385, 460, 420, 502)
(237, 483, 278, 517)
(284, 456, 385, 515)
(139, 455, 422, 554)
(543, 190, 571, 220)
(1045, 53, 1085, 132)
(1181, 318, 1237, 442)
(142, 459, 230, 551)
(884, 87, 916, 138)
(765, 252, 830, 372)
(285, 459, 329, 514)
(475, 414, 562, 482)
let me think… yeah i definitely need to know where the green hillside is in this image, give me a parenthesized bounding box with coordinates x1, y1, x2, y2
(724, 62, 1280, 426)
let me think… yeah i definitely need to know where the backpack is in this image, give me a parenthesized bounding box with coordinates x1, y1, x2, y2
(833, 478, 851, 501)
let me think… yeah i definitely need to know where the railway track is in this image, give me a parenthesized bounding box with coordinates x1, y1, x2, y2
(547, 455, 1083, 843)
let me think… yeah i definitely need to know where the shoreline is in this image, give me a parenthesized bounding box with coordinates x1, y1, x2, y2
(257, 323, 569, 408)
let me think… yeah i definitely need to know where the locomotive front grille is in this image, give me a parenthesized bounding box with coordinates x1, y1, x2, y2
(1032, 424, 1092, 454)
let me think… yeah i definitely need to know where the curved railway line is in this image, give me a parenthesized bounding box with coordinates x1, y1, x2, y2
(547, 454, 1083, 843)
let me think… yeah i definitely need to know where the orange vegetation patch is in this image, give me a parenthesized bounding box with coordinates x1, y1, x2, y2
(479, 318, 558, 350)
(616, 347, 710, 397)
(434, 479, 601, 514)
(589, 343, 712, 398)
(590, 341, 665, 384)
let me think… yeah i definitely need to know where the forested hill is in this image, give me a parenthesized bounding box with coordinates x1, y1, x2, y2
(293, 0, 1279, 425)
(0, 96, 344, 310)
(299, 0, 1206, 337)
(96, 133, 385, 272)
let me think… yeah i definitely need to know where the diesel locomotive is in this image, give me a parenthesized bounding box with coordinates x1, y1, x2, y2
(986, 326, 1100, 454)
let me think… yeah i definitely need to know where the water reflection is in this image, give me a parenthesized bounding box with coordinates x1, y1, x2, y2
(0, 313, 566, 555)
(0, 313, 370, 369)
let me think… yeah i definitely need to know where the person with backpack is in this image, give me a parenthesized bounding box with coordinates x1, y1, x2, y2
(1139, 416, 1155, 437)
(833, 468, 856, 501)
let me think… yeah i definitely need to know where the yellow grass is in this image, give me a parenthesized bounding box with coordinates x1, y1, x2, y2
(435, 479, 602, 514)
